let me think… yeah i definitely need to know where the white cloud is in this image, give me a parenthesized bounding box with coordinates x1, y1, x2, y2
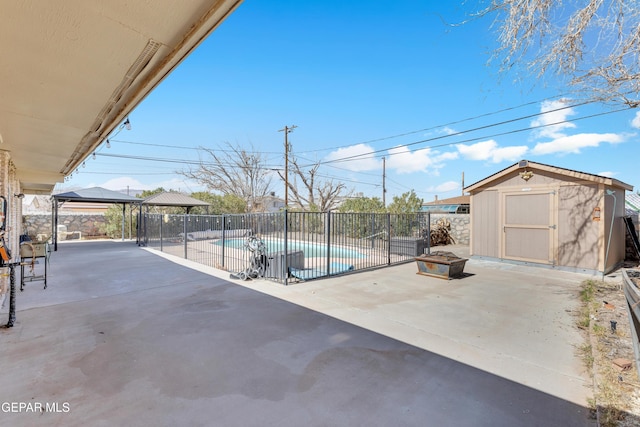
(97, 177, 149, 191)
(440, 126, 457, 135)
(386, 146, 458, 174)
(456, 140, 496, 161)
(531, 133, 625, 155)
(429, 181, 460, 193)
(324, 144, 381, 171)
(456, 140, 528, 163)
(97, 176, 201, 193)
(631, 111, 640, 129)
(597, 171, 616, 178)
(531, 99, 577, 139)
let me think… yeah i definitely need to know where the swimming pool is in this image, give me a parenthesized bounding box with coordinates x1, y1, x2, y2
(213, 238, 366, 259)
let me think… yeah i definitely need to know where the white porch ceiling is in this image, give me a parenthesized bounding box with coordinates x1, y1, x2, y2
(0, 0, 242, 194)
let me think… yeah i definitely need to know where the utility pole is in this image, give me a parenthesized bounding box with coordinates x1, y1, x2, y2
(382, 157, 387, 207)
(278, 125, 297, 207)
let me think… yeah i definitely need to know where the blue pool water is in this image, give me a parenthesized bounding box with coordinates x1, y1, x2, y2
(213, 238, 365, 259)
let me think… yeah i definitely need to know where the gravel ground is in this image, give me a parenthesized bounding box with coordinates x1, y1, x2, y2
(584, 271, 640, 426)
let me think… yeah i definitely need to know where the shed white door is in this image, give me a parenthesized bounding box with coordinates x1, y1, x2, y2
(502, 191, 556, 264)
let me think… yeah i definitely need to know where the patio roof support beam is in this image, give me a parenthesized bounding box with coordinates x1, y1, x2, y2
(53, 199, 59, 251)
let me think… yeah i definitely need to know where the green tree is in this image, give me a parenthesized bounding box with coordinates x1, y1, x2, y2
(190, 192, 246, 214)
(101, 187, 174, 238)
(338, 196, 385, 213)
(387, 190, 423, 213)
(139, 188, 166, 198)
(101, 204, 138, 239)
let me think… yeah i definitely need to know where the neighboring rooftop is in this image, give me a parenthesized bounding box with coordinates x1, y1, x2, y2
(422, 195, 470, 214)
(627, 192, 640, 216)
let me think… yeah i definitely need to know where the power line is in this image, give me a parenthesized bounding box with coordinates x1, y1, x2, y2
(77, 171, 177, 176)
(110, 139, 285, 155)
(104, 94, 574, 159)
(309, 104, 631, 167)
(295, 93, 575, 155)
(89, 105, 630, 176)
(77, 101, 631, 190)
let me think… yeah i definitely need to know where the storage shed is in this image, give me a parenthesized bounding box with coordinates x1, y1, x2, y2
(464, 160, 633, 274)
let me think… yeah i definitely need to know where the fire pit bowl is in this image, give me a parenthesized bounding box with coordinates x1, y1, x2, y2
(414, 251, 467, 280)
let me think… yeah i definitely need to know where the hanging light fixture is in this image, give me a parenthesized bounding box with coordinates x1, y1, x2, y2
(124, 117, 131, 130)
(106, 139, 111, 148)
(92, 152, 96, 160)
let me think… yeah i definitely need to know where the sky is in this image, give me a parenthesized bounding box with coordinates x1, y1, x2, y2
(58, 0, 640, 203)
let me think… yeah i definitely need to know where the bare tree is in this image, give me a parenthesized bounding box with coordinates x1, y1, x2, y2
(482, 0, 640, 106)
(179, 142, 273, 212)
(277, 155, 352, 212)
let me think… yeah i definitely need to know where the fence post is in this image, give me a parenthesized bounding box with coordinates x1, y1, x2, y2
(284, 209, 288, 286)
(183, 214, 188, 259)
(426, 212, 431, 255)
(160, 215, 163, 252)
(387, 212, 391, 265)
(326, 211, 331, 275)
(371, 213, 375, 249)
(221, 215, 226, 269)
(144, 211, 148, 246)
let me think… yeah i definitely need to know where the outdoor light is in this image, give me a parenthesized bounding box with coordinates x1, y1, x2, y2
(124, 118, 131, 130)
(82, 161, 86, 168)
(519, 170, 534, 181)
(106, 139, 111, 148)
(92, 152, 96, 160)
(13, 193, 24, 199)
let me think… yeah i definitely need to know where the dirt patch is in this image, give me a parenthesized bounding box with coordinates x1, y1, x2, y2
(579, 277, 640, 426)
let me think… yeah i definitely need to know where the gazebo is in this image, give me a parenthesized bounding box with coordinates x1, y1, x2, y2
(52, 187, 142, 250)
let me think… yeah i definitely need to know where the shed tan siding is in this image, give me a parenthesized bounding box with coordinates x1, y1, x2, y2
(471, 190, 499, 257)
(557, 184, 599, 270)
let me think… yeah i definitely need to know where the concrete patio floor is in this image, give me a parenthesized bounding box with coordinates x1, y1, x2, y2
(0, 240, 596, 426)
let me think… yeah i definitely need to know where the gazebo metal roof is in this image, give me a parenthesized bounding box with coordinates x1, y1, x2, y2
(53, 187, 141, 204)
(142, 192, 209, 208)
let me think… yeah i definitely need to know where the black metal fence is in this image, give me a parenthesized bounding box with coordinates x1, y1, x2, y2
(139, 211, 431, 284)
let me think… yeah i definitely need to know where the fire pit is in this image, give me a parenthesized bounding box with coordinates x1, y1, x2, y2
(414, 251, 467, 280)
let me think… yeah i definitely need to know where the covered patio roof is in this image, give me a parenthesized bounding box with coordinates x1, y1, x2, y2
(1, 0, 243, 194)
